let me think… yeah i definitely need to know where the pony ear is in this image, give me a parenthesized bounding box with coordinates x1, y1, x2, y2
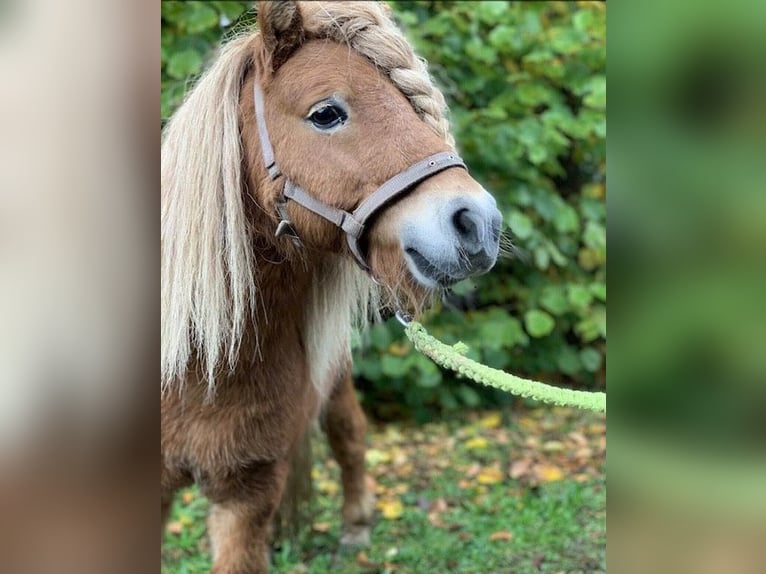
(258, 1, 305, 74)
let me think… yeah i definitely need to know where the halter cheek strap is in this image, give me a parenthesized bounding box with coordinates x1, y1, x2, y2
(253, 82, 466, 272)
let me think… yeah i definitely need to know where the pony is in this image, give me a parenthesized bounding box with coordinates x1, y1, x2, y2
(161, 2, 502, 572)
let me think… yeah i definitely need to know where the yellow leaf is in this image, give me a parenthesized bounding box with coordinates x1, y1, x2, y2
(377, 499, 404, 520)
(476, 467, 503, 485)
(317, 479, 339, 494)
(478, 412, 502, 429)
(181, 491, 195, 504)
(537, 464, 564, 483)
(465, 437, 488, 450)
(366, 448, 391, 466)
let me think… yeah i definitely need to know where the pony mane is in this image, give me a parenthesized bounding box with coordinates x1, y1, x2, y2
(161, 2, 454, 392)
(161, 35, 256, 392)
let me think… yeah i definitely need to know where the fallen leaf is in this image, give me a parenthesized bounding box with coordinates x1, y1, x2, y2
(536, 464, 564, 483)
(356, 551, 375, 568)
(489, 530, 514, 542)
(377, 499, 404, 520)
(465, 463, 481, 478)
(392, 483, 409, 494)
(478, 412, 502, 429)
(366, 448, 391, 466)
(428, 512, 446, 528)
(465, 437, 488, 450)
(429, 498, 448, 513)
(575, 447, 594, 459)
(518, 416, 537, 431)
(394, 462, 414, 477)
(542, 440, 565, 452)
(458, 532, 472, 541)
(476, 467, 503, 485)
(312, 522, 331, 533)
(509, 458, 533, 480)
(568, 431, 588, 446)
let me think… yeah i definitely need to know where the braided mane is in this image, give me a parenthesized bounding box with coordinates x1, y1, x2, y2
(300, 1, 455, 148)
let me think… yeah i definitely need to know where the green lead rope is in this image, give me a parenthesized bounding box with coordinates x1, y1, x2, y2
(403, 320, 606, 414)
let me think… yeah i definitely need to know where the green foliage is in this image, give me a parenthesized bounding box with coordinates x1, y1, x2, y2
(161, 2, 254, 120)
(359, 1, 606, 418)
(161, 1, 606, 418)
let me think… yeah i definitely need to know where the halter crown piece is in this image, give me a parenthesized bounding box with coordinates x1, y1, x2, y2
(253, 82, 467, 273)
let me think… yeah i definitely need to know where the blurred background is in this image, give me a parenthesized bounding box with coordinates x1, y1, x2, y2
(161, 0, 607, 422)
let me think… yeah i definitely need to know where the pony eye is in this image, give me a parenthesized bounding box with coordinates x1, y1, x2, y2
(309, 104, 347, 130)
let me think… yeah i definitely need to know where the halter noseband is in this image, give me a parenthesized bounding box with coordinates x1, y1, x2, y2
(253, 81, 467, 272)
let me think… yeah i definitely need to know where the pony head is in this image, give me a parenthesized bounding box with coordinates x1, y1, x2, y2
(250, 1, 502, 301)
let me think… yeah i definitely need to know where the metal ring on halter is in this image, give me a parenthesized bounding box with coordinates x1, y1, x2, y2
(395, 311, 412, 327)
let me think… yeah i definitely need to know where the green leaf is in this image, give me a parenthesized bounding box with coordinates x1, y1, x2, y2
(580, 347, 603, 373)
(414, 356, 442, 388)
(582, 76, 606, 109)
(524, 309, 555, 337)
(213, 1, 246, 23)
(166, 49, 203, 79)
(508, 211, 534, 240)
(540, 285, 568, 315)
(456, 385, 481, 407)
(557, 346, 582, 375)
(567, 284, 593, 310)
(185, 4, 219, 34)
(553, 203, 580, 233)
(583, 220, 606, 248)
(590, 283, 607, 302)
(381, 355, 409, 378)
(369, 324, 393, 351)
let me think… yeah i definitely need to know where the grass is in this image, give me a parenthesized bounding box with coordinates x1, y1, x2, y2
(162, 407, 606, 573)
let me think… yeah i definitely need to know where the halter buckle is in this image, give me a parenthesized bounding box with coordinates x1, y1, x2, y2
(275, 195, 302, 245)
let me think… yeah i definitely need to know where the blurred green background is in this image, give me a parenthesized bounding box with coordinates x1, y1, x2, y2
(161, 1, 606, 420)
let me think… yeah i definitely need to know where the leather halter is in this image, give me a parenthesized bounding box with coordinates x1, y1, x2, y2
(253, 81, 467, 272)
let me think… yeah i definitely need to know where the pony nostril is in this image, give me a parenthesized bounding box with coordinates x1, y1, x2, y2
(452, 207, 480, 246)
(452, 208, 472, 236)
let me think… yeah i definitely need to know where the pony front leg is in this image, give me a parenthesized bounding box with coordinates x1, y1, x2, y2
(324, 367, 376, 547)
(207, 459, 290, 574)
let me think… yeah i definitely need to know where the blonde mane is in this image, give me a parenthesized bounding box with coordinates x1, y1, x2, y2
(161, 2, 453, 392)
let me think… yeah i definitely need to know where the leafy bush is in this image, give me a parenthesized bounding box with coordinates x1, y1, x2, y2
(161, 1, 606, 420)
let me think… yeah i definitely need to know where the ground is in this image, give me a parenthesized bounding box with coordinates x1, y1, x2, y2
(162, 406, 606, 573)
